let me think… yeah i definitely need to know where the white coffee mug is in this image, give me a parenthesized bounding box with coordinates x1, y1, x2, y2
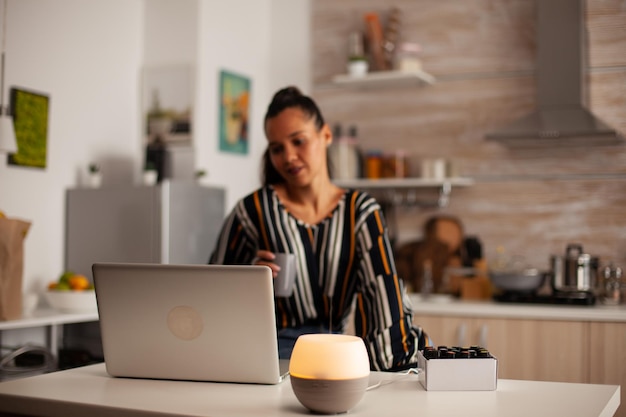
(273, 253, 296, 297)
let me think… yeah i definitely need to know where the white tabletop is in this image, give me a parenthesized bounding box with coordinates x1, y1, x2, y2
(0, 309, 99, 331)
(0, 363, 620, 417)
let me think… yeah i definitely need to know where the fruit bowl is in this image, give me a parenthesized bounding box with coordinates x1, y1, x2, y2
(44, 290, 97, 313)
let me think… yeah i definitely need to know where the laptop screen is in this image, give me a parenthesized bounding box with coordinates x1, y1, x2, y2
(93, 262, 287, 384)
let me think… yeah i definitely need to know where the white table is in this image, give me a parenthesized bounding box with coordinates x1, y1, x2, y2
(0, 363, 620, 417)
(0, 309, 99, 358)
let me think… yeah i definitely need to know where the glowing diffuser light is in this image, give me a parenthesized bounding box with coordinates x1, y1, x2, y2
(289, 334, 370, 414)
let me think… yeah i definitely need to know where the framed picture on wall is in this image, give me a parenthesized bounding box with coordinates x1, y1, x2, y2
(7, 87, 50, 169)
(218, 70, 250, 155)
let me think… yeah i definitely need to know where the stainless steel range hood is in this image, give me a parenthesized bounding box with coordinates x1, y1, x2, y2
(486, 0, 623, 145)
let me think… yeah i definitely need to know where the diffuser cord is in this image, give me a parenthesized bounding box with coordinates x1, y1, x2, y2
(366, 367, 421, 391)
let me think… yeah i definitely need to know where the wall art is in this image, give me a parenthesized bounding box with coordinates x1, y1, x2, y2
(218, 70, 250, 155)
(8, 87, 49, 169)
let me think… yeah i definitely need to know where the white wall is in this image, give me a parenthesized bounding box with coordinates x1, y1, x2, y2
(0, 0, 144, 296)
(0, 0, 311, 303)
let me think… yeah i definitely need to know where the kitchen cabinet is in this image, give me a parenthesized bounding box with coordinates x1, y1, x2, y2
(415, 315, 588, 383)
(589, 322, 626, 417)
(411, 299, 626, 417)
(334, 177, 473, 208)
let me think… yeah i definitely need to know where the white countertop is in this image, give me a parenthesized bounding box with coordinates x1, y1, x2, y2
(0, 363, 620, 417)
(0, 309, 99, 331)
(409, 294, 626, 322)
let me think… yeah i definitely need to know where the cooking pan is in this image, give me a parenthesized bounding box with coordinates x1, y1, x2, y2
(489, 269, 546, 293)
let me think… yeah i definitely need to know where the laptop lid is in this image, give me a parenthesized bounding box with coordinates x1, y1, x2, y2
(92, 262, 288, 384)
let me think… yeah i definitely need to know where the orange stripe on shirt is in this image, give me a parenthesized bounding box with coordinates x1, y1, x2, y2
(357, 294, 366, 337)
(338, 193, 357, 308)
(374, 211, 390, 274)
(378, 236, 390, 275)
(229, 225, 243, 251)
(253, 191, 270, 250)
(393, 274, 409, 353)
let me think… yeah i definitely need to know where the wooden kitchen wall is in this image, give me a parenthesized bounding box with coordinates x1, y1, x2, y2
(311, 0, 626, 270)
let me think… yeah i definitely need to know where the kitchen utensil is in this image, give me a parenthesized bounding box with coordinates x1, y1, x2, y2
(551, 244, 599, 293)
(489, 269, 545, 293)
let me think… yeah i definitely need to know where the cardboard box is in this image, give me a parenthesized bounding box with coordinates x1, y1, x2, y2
(418, 350, 498, 391)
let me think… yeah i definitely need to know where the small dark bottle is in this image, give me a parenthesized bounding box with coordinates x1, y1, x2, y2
(442, 350, 456, 359)
(424, 348, 439, 360)
(458, 350, 471, 358)
(477, 349, 491, 358)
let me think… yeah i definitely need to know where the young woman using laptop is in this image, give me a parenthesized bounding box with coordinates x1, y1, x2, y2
(210, 86, 428, 371)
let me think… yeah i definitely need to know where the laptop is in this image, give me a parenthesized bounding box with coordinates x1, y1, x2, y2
(92, 262, 290, 384)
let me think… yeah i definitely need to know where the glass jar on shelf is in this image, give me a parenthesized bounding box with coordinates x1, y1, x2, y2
(394, 42, 422, 72)
(381, 150, 409, 178)
(364, 150, 383, 179)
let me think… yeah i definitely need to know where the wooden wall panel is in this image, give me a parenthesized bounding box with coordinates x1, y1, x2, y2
(587, 0, 626, 67)
(393, 179, 626, 269)
(311, 0, 626, 269)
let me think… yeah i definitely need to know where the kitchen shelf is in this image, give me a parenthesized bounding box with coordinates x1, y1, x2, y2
(334, 177, 474, 208)
(331, 69, 436, 88)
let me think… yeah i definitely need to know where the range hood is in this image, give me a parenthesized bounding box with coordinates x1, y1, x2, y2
(486, 0, 623, 145)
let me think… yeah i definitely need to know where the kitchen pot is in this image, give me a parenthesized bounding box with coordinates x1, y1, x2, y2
(489, 269, 546, 293)
(551, 244, 599, 293)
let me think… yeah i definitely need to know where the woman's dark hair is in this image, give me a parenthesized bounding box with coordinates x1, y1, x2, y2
(262, 86, 326, 185)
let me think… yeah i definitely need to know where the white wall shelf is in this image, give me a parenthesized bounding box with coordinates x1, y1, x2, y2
(331, 69, 436, 88)
(334, 177, 474, 208)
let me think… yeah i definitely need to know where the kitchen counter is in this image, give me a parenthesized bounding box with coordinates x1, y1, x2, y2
(409, 294, 626, 322)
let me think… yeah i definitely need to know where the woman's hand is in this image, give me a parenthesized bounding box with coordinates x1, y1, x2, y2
(253, 250, 281, 277)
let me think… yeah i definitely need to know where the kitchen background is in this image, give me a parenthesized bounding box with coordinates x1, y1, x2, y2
(0, 0, 625, 338)
(310, 0, 626, 271)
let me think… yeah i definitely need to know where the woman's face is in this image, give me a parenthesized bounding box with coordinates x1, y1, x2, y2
(265, 107, 331, 187)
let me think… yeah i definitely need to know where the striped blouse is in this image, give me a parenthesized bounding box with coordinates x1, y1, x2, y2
(209, 185, 425, 371)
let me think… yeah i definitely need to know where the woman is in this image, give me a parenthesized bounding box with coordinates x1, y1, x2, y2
(210, 86, 427, 371)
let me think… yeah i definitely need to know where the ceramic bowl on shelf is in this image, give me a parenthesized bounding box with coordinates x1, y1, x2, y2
(44, 290, 97, 313)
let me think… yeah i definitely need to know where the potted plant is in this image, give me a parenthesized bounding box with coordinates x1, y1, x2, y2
(143, 161, 158, 186)
(347, 32, 368, 77)
(87, 163, 102, 188)
(147, 90, 174, 138)
(195, 169, 207, 182)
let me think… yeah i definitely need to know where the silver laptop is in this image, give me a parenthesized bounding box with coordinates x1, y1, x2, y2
(92, 262, 289, 384)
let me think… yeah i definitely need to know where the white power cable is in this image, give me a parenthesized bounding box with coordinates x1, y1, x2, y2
(366, 367, 421, 391)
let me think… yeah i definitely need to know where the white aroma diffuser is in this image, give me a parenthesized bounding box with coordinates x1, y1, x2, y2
(289, 334, 370, 414)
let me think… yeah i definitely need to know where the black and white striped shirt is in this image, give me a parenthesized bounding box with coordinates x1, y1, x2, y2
(209, 185, 425, 371)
